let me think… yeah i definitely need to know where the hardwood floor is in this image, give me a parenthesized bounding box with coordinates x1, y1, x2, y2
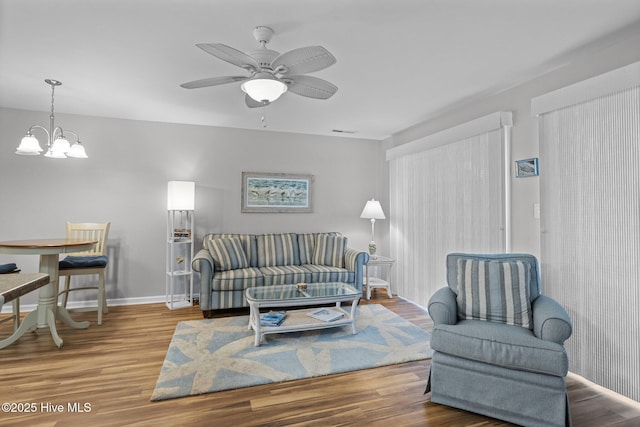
(1, 293, 639, 426)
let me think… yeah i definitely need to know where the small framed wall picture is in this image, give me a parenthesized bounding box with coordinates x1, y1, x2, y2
(515, 158, 539, 178)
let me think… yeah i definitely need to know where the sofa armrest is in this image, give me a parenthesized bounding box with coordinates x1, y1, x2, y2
(192, 249, 214, 311)
(532, 294, 572, 344)
(345, 248, 369, 292)
(428, 287, 458, 326)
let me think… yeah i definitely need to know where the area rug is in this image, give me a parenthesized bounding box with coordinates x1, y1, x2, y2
(151, 304, 432, 401)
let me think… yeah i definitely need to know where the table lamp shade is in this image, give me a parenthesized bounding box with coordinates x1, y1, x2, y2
(167, 181, 195, 210)
(360, 199, 385, 220)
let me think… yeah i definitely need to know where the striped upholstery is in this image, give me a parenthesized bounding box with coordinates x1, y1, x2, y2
(257, 233, 300, 267)
(211, 267, 264, 291)
(297, 233, 316, 265)
(312, 234, 347, 268)
(259, 265, 309, 286)
(203, 234, 258, 267)
(456, 258, 532, 329)
(205, 237, 249, 271)
(301, 264, 354, 283)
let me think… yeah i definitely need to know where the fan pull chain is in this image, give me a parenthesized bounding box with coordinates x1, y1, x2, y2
(261, 105, 268, 128)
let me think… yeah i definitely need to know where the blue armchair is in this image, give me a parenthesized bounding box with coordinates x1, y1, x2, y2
(425, 253, 573, 427)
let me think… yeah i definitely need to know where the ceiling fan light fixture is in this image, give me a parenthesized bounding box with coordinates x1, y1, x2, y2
(241, 73, 287, 103)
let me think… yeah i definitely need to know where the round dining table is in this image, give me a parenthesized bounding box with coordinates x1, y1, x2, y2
(0, 239, 97, 348)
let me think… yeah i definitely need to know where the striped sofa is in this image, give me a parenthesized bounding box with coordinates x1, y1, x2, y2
(192, 232, 369, 317)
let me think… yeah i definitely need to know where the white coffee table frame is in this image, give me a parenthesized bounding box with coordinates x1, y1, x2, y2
(245, 283, 361, 346)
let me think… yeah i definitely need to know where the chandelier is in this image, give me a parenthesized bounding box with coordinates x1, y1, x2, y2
(15, 79, 88, 158)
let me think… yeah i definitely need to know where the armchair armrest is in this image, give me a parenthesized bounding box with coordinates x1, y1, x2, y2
(345, 248, 369, 292)
(532, 294, 573, 345)
(192, 249, 215, 311)
(428, 287, 458, 326)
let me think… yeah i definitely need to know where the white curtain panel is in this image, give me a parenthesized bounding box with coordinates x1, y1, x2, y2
(537, 77, 640, 401)
(389, 129, 505, 307)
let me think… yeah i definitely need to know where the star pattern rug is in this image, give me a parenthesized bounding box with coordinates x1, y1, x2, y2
(151, 304, 432, 401)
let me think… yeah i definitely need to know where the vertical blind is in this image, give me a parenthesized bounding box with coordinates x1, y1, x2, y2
(536, 65, 640, 401)
(388, 116, 508, 307)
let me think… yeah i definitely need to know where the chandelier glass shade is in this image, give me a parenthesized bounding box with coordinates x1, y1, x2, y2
(15, 79, 88, 159)
(241, 72, 288, 103)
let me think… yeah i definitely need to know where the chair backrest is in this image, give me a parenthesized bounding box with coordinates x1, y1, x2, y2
(65, 222, 111, 256)
(446, 253, 541, 301)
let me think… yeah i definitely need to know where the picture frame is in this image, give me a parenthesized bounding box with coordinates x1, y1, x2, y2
(515, 158, 539, 178)
(241, 172, 314, 213)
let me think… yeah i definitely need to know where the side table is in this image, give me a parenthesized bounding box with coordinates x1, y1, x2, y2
(364, 255, 395, 300)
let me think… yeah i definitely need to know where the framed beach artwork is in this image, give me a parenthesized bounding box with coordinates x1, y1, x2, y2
(515, 158, 539, 178)
(241, 172, 314, 213)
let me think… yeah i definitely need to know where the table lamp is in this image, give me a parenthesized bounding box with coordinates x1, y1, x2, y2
(360, 198, 386, 258)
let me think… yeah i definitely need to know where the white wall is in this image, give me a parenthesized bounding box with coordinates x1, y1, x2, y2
(383, 25, 640, 259)
(0, 109, 381, 305)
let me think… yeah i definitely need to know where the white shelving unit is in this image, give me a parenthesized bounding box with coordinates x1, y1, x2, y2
(166, 209, 194, 310)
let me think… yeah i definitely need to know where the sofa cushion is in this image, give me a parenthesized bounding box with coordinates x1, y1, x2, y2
(312, 234, 346, 268)
(259, 265, 309, 286)
(206, 237, 249, 271)
(456, 258, 532, 329)
(257, 233, 300, 267)
(431, 320, 568, 377)
(301, 264, 354, 283)
(211, 267, 264, 291)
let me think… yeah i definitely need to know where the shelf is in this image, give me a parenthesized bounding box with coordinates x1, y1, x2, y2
(166, 271, 192, 277)
(166, 209, 194, 310)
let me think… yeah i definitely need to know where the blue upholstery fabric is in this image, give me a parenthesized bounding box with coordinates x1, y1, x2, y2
(431, 320, 568, 376)
(301, 264, 354, 283)
(204, 234, 258, 267)
(0, 263, 18, 274)
(427, 253, 573, 427)
(257, 233, 300, 267)
(259, 265, 309, 285)
(312, 234, 347, 267)
(211, 267, 264, 291)
(456, 258, 532, 329)
(205, 237, 249, 271)
(59, 255, 108, 269)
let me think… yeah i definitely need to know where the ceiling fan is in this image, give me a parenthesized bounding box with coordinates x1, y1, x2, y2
(180, 26, 338, 108)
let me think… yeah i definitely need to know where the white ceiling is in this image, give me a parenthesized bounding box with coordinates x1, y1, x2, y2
(1, 0, 639, 141)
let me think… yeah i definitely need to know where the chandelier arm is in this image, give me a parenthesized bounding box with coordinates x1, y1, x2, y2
(27, 125, 51, 145)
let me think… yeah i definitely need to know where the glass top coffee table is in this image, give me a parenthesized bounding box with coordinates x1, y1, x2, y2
(245, 282, 362, 346)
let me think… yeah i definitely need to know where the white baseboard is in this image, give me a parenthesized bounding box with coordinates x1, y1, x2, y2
(1, 295, 168, 314)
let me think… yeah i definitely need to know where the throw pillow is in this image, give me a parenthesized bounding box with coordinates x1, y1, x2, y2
(311, 234, 347, 268)
(206, 237, 249, 271)
(456, 258, 532, 329)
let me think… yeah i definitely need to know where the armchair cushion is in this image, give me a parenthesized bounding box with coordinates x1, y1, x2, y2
(312, 234, 346, 268)
(456, 258, 532, 329)
(431, 320, 569, 377)
(206, 237, 249, 271)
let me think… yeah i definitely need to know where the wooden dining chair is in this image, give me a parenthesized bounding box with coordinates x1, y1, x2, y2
(0, 263, 22, 331)
(58, 222, 111, 325)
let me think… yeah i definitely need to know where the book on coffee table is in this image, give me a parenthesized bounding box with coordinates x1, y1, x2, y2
(307, 308, 344, 322)
(260, 311, 287, 327)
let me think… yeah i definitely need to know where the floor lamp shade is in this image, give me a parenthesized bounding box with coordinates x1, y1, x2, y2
(167, 181, 195, 210)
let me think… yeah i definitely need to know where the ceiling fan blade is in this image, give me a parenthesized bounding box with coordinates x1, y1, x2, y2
(196, 43, 260, 71)
(272, 46, 336, 75)
(180, 76, 248, 89)
(284, 75, 338, 99)
(245, 94, 272, 108)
